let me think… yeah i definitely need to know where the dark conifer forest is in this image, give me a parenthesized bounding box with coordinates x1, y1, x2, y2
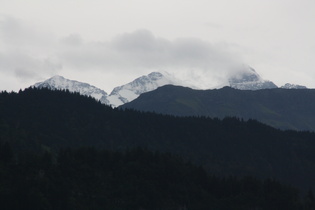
(1, 88, 315, 209)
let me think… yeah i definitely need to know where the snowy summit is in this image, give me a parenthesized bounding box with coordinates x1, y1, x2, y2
(33, 75, 109, 104)
(228, 67, 277, 90)
(107, 72, 187, 107)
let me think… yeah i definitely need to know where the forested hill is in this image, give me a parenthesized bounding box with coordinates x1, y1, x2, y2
(121, 85, 315, 131)
(2, 147, 313, 209)
(1, 88, 315, 194)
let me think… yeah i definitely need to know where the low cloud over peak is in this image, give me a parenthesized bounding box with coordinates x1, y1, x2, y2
(0, 18, 248, 91)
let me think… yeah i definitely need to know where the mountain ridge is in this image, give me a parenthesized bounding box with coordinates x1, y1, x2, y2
(33, 75, 110, 104)
(33, 68, 307, 107)
(121, 85, 315, 131)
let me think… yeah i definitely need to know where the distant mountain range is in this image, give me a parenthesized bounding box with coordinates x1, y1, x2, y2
(33, 66, 306, 107)
(121, 85, 315, 131)
(34, 72, 185, 107)
(280, 83, 307, 89)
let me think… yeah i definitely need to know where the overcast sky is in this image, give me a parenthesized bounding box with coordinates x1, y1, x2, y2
(1, 0, 315, 92)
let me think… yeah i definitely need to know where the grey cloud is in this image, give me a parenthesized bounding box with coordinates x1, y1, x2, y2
(0, 17, 61, 81)
(0, 16, 54, 49)
(0, 18, 244, 88)
(204, 22, 222, 29)
(0, 17, 22, 44)
(16, 58, 62, 80)
(105, 30, 245, 87)
(0, 52, 62, 80)
(111, 30, 170, 53)
(60, 34, 83, 47)
(61, 29, 243, 76)
(114, 30, 243, 72)
(14, 67, 40, 79)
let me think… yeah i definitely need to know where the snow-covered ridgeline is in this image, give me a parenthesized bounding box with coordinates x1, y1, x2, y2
(33, 68, 308, 108)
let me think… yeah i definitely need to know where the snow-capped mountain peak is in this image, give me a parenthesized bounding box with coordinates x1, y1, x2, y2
(33, 75, 109, 104)
(107, 71, 185, 107)
(228, 66, 278, 90)
(32, 72, 190, 107)
(110, 72, 169, 96)
(280, 83, 307, 89)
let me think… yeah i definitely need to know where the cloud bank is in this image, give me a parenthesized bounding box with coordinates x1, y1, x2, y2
(0, 17, 246, 91)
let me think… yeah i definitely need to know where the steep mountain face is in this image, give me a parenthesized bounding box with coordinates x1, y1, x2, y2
(121, 85, 315, 131)
(228, 67, 278, 90)
(34, 75, 110, 104)
(280, 83, 307, 89)
(107, 72, 187, 107)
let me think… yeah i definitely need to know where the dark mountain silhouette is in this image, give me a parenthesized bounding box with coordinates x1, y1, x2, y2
(121, 85, 315, 131)
(1, 88, 315, 194)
